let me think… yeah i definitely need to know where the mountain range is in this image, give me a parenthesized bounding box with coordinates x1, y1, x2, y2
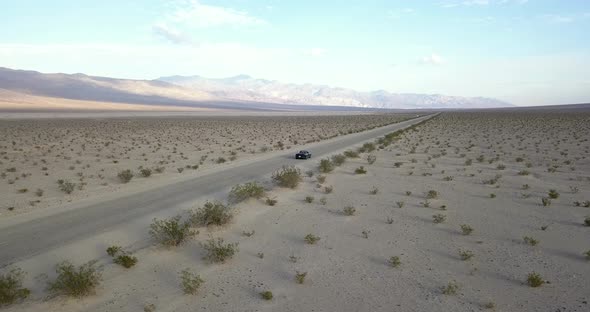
(0, 67, 512, 111)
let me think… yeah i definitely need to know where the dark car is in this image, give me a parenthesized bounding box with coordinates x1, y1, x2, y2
(295, 150, 312, 159)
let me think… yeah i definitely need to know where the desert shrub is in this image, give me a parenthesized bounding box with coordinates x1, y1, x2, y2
(201, 238, 238, 263)
(242, 230, 255, 237)
(58, 180, 76, 194)
(361, 142, 376, 152)
(140, 168, 152, 177)
(396, 201, 405, 208)
(518, 170, 530, 176)
(180, 269, 204, 294)
(584, 216, 590, 226)
(405, 191, 412, 196)
(114, 254, 138, 268)
(149, 216, 195, 246)
(331, 154, 346, 166)
(295, 271, 307, 284)
(441, 281, 459, 295)
(117, 169, 134, 183)
(316, 175, 326, 184)
(319, 159, 335, 173)
(265, 197, 277, 206)
(394, 162, 403, 168)
(369, 186, 379, 195)
(304, 196, 314, 203)
(343, 205, 356, 216)
(215, 157, 226, 164)
(386, 217, 394, 224)
(526, 272, 544, 287)
(459, 249, 474, 261)
(426, 190, 439, 199)
(343, 150, 359, 158)
(304, 234, 320, 244)
(272, 166, 302, 188)
(106, 245, 122, 257)
(355, 166, 367, 174)
(432, 214, 446, 223)
(0, 268, 30, 306)
(548, 189, 559, 199)
(541, 197, 551, 207)
(35, 188, 44, 197)
(584, 250, 590, 260)
(324, 185, 334, 194)
(319, 197, 327, 205)
(47, 261, 102, 298)
(260, 291, 273, 300)
(523, 236, 539, 246)
(460, 224, 473, 235)
(388, 256, 401, 268)
(305, 170, 314, 178)
(228, 182, 265, 203)
(367, 154, 377, 165)
(191, 201, 233, 227)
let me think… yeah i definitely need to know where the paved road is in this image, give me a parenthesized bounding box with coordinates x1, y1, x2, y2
(0, 114, 436, 265)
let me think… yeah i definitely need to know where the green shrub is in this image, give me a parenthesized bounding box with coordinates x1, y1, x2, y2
(201, 238, 238, 263)
(361, 142, 376, 152)
(228, 182, 265, 203)
(260, 291, 273, 300)
(180, 269, 204, 294)
(324, 185, 334, 193)
(355, 166, 367, 174)
(109, 252, 136, 268)
(47, 261, 102, 298)
(272, 166, 302, 188)
(343, 205, 356, 216)
(316, 175, 327, 184)
(432, 214, 446, 223)
(304, 234, 320, 244)
(304, 196, 314, 203)
(0, 268, 30, 306)
(149, 216, 195, 246)
(426, 190, 439, 199)
(140, 168, 152, 177)
(584, 216, 590, 226)
(265, 197, 277, 206)
(523, 236, 539, 246)
(459, 249, 474, 261)
(548, 189, 559, 199)
(460, 224, 473, 235)
(526, 272, 544, 287)
(106, 245, 122, 257)
(441, 281, 459, 295)
(388, 256, 401, 268)
(58, 180, 76, 194)
(117, 169, 134, 183)
(191, 201, 233, 227)
(331, 154, 346, 166)
(319, 159, 335, 173)
(343, 150, 359, 158)
(295, 271, 307, 284)
(518, 170, 530, 176)
(367, 154, 377, 165)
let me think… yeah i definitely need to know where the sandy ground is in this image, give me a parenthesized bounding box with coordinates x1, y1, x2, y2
(0, 114, 410, 218)
(2, 111, 590, 312)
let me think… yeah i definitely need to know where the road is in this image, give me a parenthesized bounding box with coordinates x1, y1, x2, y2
(0, 114, 436, 266)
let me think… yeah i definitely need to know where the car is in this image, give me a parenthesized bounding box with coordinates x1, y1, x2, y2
(295, 150, 312, 159)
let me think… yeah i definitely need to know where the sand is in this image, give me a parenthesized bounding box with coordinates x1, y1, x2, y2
(2, 110, 589, 312)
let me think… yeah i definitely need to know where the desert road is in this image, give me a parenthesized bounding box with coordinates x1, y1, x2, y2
(0, 114, 436, 266)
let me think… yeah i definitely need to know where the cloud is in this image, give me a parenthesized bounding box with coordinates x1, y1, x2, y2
(540, 14, 574, 24)
(152, 1, 268, 45)
(387, 8, 415, 19)
(303, 48, 326, 57)
(420, 53, 444, 65)
(441, 0, 527, 8)
(152, 23, 193, 45)
(169, 0, 267, 28)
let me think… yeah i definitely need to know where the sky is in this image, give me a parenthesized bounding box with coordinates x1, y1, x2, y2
(0, 0, 589, 106)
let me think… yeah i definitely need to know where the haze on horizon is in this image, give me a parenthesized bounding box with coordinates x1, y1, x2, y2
(1, 0, 589, 106)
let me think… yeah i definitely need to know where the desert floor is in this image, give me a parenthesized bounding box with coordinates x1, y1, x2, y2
(0, 113, 410, 218)
(2, 111, 590, 312)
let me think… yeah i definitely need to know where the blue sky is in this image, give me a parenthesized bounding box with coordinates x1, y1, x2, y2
(1, 0, 589, 105)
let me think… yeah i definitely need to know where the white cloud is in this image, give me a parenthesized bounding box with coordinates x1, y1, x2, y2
(152, 23, 193, 45)
(441, 0, 527, 8)
(169, 0, 267, 28)
(541, 14, 574, 24)
(152, 1, 267, 44)
(303, 48, 326, 57)
(387, 8, 415, 19)
(420, 53, 444, 65)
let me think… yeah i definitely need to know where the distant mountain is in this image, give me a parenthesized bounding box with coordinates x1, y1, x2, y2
(158, 74, 512, 109)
